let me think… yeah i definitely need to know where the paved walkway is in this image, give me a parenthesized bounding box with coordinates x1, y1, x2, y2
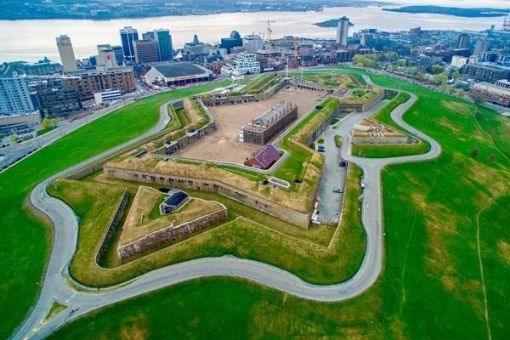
(13, 75, 441, 339)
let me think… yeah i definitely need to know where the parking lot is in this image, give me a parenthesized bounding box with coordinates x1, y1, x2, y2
(315, 126, 348, 225)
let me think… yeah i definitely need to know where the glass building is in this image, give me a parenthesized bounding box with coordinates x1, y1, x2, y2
(120, 26, 139, 62)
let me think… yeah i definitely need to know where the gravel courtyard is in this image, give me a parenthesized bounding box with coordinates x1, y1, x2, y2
(176, 87, 325, 164)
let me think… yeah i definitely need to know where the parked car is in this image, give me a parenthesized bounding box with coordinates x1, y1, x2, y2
(339, 161, 347, 167)
(333, 188, 343, 194)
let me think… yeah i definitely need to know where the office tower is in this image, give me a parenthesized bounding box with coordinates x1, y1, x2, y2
(56, 35, 78, 72)
(409, 27, 421, 37)
(142, 31, 155, 41)
(154, 29, 173, 61)
(120, 26, 139, 62)
(473, 38, 489, 57)
(336, 16, 350, 46)
(242, 34, 263, 52)
(457, 33, 470, 49)
(134, 40, 159, 64)
(221, 30, 243, 52)
(111, 46, 124, 66)
(30, 77, 81, 118)
(0, 75, 36, 116)
(96, 44, 117, 71)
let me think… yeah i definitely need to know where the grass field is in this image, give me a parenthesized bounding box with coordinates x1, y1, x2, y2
(302, 72, 358, 88)
(46, 163, 366, 287)
(51, 68, 510, 339)
(352, 142, 430, 158)
(298, 69, 366, 87)
(0, 81, 230, 338)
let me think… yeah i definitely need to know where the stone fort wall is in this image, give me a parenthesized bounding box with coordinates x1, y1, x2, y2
(103, 166, 311, 229)
(96, 189, 129, 264)
(118, 207, 228, 260)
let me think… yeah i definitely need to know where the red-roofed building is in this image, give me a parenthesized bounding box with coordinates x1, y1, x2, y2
(244, 145, 282, 170)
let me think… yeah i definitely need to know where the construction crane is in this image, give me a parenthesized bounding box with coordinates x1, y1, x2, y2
(266, 20, 276, 53)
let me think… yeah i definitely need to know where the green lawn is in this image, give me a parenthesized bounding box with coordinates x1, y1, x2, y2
(299, 69, 366, 87)
(0, 81, 229, 338)
(240, 72, 278, 94)
(352, 142, 430, 158)
(51, 68, 510, 339)
(301, 72, 358, 88)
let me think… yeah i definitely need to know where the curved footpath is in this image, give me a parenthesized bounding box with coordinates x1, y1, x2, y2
(13, 76, 441, 339)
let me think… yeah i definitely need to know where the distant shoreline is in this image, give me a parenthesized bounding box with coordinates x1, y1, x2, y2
(0, 2, 387, 21)
(383, 6, 510, 18)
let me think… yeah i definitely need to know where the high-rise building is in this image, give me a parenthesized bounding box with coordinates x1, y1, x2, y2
(62, 67, 136, 100)
(120, 26, 139, 62)
(111, 46, 124, 66)
(0, 75, 36, 116)
(154, 29, 173, 61)
(473, 38, 489, 57)
(30, 77, 82, 118)
(221, 30, 243, 52)
(96, 44, 117, 71)
(56, 35, 78, 72)
(457, 33, 470, 49)
(134, 40, 159, 64)
(336, 16, 350, 46)
(243, 34, 264, 52)
(142, 31, 155, 41)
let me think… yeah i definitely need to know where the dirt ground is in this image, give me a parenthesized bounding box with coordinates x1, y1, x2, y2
(176, 87, 325, 164)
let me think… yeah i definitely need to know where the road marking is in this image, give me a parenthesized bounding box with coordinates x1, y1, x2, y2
(65, 292, 77, 304)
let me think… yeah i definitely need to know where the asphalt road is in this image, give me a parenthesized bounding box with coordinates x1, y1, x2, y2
(12, 75, 441, 339)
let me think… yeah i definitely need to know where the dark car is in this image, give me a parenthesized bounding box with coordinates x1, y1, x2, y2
(339, 161, 347, 167)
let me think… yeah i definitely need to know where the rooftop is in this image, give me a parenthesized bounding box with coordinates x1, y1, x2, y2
(249, 145, 282, 169)
(153, 62, 210, 78)
(250, 103, 294, 129)
(164, 191, 188, 208)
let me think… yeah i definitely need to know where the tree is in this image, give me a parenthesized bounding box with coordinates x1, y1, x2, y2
(383, 51, 399, 62)
(10, 134, 19, 143)
(434, 71, 449, 90)
(451, 71, 461, 81)
(40, 118, 57, 129)
(431, 64, 445, 75)
(352, 53, 380, 69)
(396, 59, 407, 67)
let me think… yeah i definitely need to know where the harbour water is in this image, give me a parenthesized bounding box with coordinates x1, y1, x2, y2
(0, 5, 506, 62)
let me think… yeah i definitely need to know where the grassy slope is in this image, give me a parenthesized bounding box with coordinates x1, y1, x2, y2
(0, 81, 228, 338)
(53, 69, 510, 339)
(47, 163, 365, 286)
